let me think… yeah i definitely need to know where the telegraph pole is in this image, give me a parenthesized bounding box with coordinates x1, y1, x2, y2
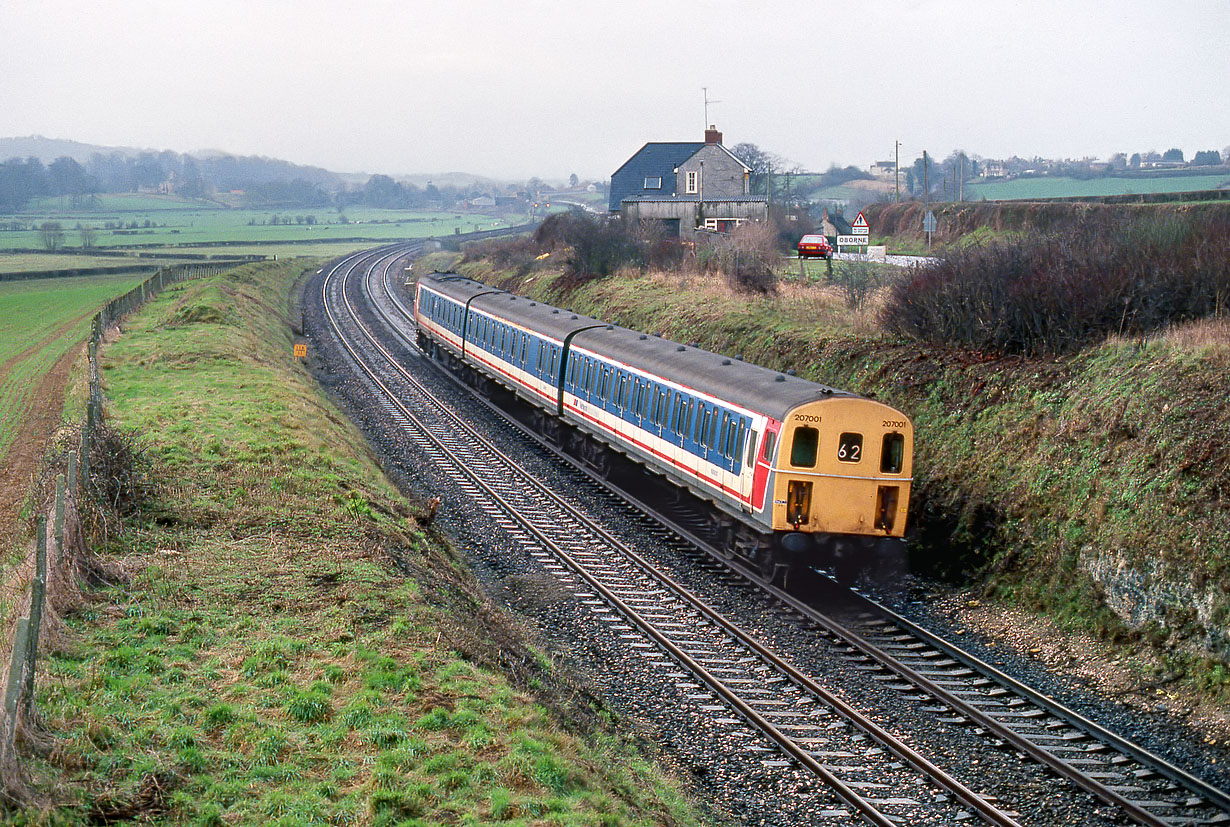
(895, 140, 901, 202)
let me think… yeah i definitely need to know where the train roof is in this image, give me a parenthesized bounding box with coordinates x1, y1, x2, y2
(419, 272, 859, 417)
(569, 324, 854, 416)
(423, 273, 607, 342)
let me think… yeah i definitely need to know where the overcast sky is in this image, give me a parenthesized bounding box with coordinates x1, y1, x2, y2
(2, 0, 1227, 182)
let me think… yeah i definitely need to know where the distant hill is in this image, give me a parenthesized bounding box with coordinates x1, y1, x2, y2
(0, 135, 522, 213)
(0, 135, 149, 164)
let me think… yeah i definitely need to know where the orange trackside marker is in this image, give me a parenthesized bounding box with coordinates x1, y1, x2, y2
(294, 344, 307, 358)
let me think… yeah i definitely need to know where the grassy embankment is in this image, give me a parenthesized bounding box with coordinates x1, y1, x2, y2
(12, 260, 703, 826)
(861, 199, 1230, 254)
(435, 250, 1230, 698)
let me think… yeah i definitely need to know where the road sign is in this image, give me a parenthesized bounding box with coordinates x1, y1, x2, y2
(851, 212, 869, 235)
(837, 235, 866, 247)
(923, 211, 937, 233)
(294, 344, 307, 358)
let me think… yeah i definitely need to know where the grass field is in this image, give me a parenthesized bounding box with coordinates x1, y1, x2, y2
(12, 260, 704, 825)
(965, 173, 1229, 201)
(0, 274, 146, 461)
(0, 253, 175, 273)
(0, 195, 534, 255)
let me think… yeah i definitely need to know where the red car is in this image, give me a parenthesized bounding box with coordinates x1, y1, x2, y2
(797, 234, 833, 259)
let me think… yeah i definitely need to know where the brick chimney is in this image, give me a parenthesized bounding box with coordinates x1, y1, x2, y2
(704, 124, 722, 145)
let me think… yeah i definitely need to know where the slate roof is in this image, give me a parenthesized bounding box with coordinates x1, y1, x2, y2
(608, 142, 704, 212)
(620, 195, 767, 203)
(824, 212, 854, 234)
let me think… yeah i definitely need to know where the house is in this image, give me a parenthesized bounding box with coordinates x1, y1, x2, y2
(870, 161, 896, 177)
(609, 125, 767, 236)
(818, 208, 852, 239)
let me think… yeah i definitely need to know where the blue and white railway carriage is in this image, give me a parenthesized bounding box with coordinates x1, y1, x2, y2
(560, 326, 767, 522)
(463, 292, 605, 410)
(413, 275, 487, 359)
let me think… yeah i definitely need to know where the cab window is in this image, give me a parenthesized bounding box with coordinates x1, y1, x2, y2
(881, 433, 905, 473)
(790, 427, 819, 467)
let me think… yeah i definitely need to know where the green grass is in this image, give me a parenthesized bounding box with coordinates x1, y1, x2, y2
(0, 197, 534, 256)
(965, 173, 1229, 201)
(0, 274, 146, 462)
(13, 259, 705, 826)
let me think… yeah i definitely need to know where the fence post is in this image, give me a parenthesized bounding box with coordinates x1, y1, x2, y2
(55, 474, 65, 552)
(3, 618, 31, 757)
(68, 450, 77, 502)
(22, 516, 47, 715)
(81, 421, 91, 500)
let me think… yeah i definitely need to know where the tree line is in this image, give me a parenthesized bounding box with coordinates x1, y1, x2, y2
(0, 152, 500, 214)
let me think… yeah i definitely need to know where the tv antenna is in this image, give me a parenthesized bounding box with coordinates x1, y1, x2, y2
(702, 87, 721, 126)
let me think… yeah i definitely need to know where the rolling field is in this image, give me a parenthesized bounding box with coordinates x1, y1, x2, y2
(0, 273, 145, 462)
(0, 194, 533, 255)
(965, 173, 1229, 200)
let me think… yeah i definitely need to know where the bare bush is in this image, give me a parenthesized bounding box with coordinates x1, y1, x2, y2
(881, 214, 1230, 355)
(461, 233, 540, 277)
(696, 222, 779, 294)
(76, 423, 158, 546)
(832, 261, 882, 310)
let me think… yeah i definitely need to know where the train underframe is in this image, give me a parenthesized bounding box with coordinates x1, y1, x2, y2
(421, 333, 906, 586)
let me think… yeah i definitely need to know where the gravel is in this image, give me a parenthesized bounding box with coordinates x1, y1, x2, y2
(300, 264, 1229, 826)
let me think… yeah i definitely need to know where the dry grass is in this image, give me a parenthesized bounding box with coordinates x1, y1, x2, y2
(1160, 316, 1230, 349)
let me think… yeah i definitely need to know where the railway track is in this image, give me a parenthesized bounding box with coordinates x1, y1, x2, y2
(310, 246, 1230, 826)
(320, 249, 1027, 825)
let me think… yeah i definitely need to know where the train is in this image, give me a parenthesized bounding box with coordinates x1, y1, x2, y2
(412, 272, 913, 582)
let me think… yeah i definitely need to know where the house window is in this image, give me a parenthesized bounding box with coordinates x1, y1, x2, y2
(643, 176, 662, 189)
(685, 170, 698, 194)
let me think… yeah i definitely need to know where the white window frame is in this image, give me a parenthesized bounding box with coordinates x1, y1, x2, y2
(685, 170, 699, 194)
(643, 176, 662, 189)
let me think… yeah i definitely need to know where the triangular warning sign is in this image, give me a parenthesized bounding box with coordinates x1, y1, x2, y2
(852, 212, 868, 230)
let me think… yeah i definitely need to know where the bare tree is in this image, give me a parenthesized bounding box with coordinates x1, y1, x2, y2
(80, 226, 98, 249)
(40, 221, 65, 251)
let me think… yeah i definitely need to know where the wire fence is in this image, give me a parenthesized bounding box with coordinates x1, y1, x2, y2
(0, 261, 232, 788)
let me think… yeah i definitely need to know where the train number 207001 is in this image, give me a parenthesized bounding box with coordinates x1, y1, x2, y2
(882, 419, 907, 429)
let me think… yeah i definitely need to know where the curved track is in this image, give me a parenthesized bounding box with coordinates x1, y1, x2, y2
(309, 245, 1230, 827)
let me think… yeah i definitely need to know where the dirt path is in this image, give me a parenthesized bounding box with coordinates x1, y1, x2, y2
(0, 308, 94, 384)
(0, 339, 87, 549)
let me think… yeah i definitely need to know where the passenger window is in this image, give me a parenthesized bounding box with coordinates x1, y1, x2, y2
(791, 427, 819, 467)
(746, 429, 758, 467)
(881, 433, 905, 474)
(838, 433, 863, 463)
(762, 431, 776, 461)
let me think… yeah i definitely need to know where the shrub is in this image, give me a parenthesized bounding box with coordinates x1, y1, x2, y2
(696, 222, 779, 294)
(561, 216, 643, 283)
(881, 214, 1230, 355)
(832, 261, 884, 310)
